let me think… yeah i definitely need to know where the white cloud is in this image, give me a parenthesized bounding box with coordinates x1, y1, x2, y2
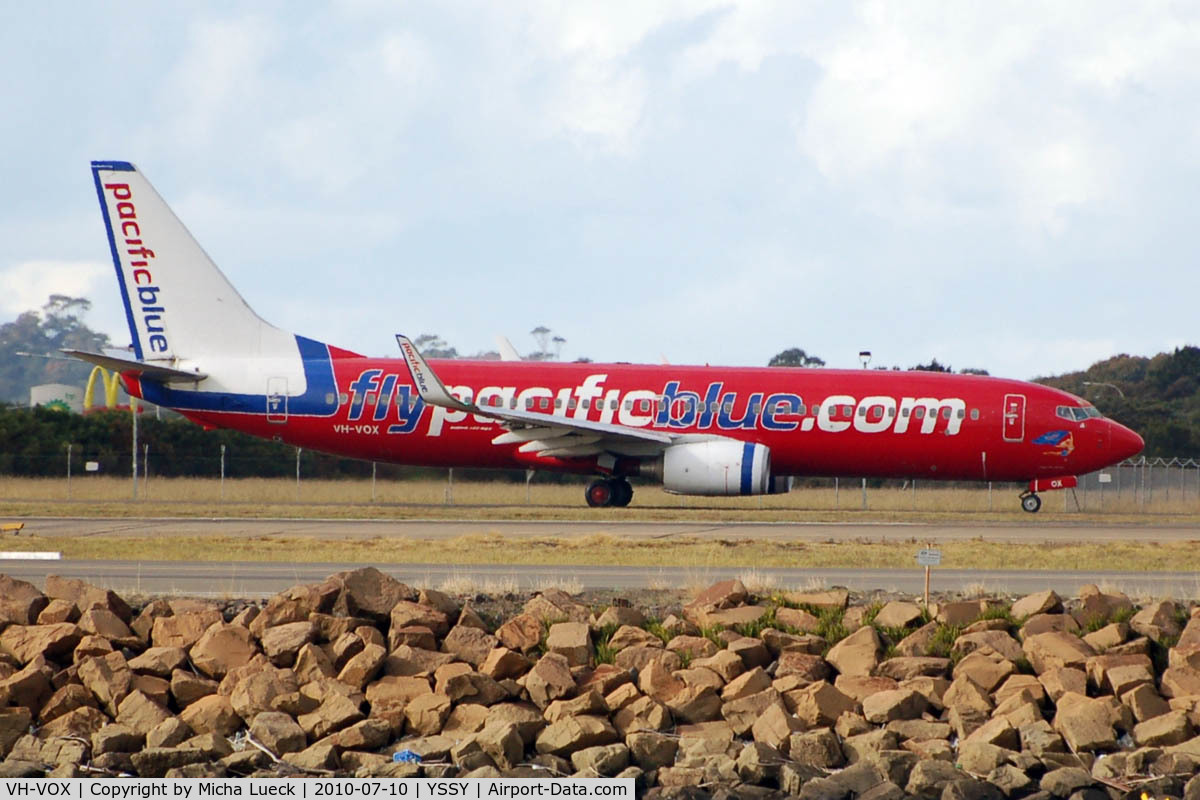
(0, 260, 110, 317)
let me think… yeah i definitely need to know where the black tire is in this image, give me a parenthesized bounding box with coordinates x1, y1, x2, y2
(611, 480, 633, 507)
(1021, 493, 1042, 513)
(586, 480, 613, 507)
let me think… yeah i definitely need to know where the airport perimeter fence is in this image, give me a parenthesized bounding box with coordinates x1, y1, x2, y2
(0, 445, 1196, 513)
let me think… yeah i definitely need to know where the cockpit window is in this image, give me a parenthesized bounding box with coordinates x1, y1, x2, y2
(1056, 405, 1102, 421)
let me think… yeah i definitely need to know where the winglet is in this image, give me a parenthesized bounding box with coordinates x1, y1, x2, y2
(396, 335, 474, 413)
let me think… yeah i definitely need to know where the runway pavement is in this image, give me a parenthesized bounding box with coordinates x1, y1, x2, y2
(12, 516, 1200, 543)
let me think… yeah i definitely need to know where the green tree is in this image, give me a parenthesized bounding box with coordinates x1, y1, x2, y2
(0, 295, 111, 404)
(768, 348, 825, 368)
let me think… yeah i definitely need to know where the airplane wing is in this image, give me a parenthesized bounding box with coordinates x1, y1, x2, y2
(396, 334, 674, 459)
(62, 349, 207, 382)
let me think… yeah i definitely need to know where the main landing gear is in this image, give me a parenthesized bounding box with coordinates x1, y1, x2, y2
(586, 478, 633, 508)
(1020, 492, 1042, 514)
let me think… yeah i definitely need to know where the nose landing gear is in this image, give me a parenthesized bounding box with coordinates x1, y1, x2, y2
(585, 478, 634, 507)
(1020, 492, 1042, 513)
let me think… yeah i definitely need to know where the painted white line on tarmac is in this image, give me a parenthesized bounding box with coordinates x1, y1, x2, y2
(0, 552, 61, 560)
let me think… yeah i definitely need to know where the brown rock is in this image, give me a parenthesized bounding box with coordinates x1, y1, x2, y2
(666, 635, 718, 660)
(1121, 683, 1170, 722)
(1011, 589, 1062, 619)
(1018, 613, 1080, 640)
(92, 723, 143, 756)
(486, 702, 545, 744)
(294, 643, 336, 684)
(179, 694, 240, 736)
(403, 692, 452, 736)
(638, 657, 684, 703)
(607, 625, 662, 651)
(39, 683, 96, 724)
(873, 601, 924, 629)
(693, 605, 768, 628)
(0, 660, 52, 711)
(833, 674, 898, 703)
(789, 680, 857, 727)
(862, 688, 927, 723)
(691, 579, 748, 610)
(77, 651, 132, 715)
(496, 613, 543, 654)
(35, 599, 77, 625)
(0, 623, 82, 663)
(962, 716, 1020, 749)
(721, 667, 772, 702)
(229, 666, 300, 720)
(727, 636, 771, 668)
(545, 690, 607, 722)
(788, 727, 845, 769)
(115, 690, 173, 734)
(169, 670, 217, 708)
(748, 702, 801, 750)
(389, 600, 450, 642)
(477, 721, 524, 770)
(1023, 631, 1095, 674)
(330, 567, 416, 622)
(526, 653, 576, 709)
(825, 626, 882, 677)
(784, 589, 849, 610)
(330, 717, 392, 750)
(593, 605, 646, 630)
(524, 589, 589, 624)
(894, 621, 939, 657)
(775, 606, 823, 632)
(480, 647, 530, 681)
(44, 576, 131, 622)
(282, 742, 339, 771)
(626, 730, 678, 769)
(535, 714, 618, 756)
(151, 610, 222, 649)
(952, 630, 1024, 662)
(338, 643, 386, 689)
(546, 622, 592, 667)
(1132, 709, 1193, 746)
(76, 608, 138, 647)
(721, 687, 785, 736)
(943, 674, 993, 715)
(776, 651, 831, 682)
(128, 647, 188, 678)
(1161, 665, 1200, 698)
(1039, 666, 1087, 702)
(146, 717, 191, 749)
(936, 600, 983, 626)
(130, 746, 208, 778)
(442, 625, 500, 668)
(0, 576, 49, 626)
(1083, 622, 1129, 652)
(440, 703, 488, 737)
(256, 621, 314, 667)
(38, 705, 108, 741)
(665, 684, 722, 724)
(952, 651, 1015, 692)
(612, 695, 670, 736)
(614, 645, 680, 673)
(875, 656, 952, 681)
(1052, 693, 1116, 752)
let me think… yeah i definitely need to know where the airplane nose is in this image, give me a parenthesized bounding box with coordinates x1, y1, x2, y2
(1110, 421, 1144, 461)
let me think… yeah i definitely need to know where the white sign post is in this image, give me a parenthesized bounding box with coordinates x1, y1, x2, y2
(916, 547, 942, 608)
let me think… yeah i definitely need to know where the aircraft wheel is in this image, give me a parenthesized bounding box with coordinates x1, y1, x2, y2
(611, 480, 633, 508)
(1021, 493, 1042, 513)
(586, 480, 613, 507)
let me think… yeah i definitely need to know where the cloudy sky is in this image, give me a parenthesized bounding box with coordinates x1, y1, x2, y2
(2, 1, 1197, 379)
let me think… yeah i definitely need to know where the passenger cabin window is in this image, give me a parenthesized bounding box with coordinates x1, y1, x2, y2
(970, 409, 979, 420)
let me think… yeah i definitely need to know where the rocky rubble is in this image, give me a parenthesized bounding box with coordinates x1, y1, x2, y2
(0, 571, 1199, 797)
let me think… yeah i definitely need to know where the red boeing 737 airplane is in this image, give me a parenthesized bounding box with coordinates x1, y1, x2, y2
(69, 162, 1144, 512)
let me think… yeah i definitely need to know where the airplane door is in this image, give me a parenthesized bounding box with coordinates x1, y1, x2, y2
(1002, 393, 1025, 441)
(267, 377, 288, 423)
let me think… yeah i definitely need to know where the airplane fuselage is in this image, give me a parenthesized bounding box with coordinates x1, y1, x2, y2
(126, 351, 1140, 483)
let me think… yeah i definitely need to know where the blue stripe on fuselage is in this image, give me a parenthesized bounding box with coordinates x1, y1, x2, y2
(139, 335, 339, 417)
(741, 441, 754, 495)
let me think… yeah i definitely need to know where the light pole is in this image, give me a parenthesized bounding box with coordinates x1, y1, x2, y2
(1082, 381, 1125, 399)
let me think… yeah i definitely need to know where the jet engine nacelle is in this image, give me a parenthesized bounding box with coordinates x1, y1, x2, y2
(654, 440, 776, 496)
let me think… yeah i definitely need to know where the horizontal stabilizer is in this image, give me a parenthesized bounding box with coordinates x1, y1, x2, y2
(62, 349, 207, 382)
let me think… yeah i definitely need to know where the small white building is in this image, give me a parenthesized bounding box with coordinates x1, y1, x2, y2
(31, 383, 83, 413)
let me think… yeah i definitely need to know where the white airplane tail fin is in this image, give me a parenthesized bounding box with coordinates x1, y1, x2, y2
(90, 161, 295, 366)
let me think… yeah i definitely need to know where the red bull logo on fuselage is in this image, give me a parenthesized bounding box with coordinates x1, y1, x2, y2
(334, 369, 968, 438)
